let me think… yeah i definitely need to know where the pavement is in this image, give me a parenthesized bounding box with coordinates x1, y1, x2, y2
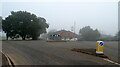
(2, 41, 119, 65)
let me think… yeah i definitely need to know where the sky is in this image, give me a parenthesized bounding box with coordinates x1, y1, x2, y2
(0, 0, 119, 36)
(1, 0, 119, 2)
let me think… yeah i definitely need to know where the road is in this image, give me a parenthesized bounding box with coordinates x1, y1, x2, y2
(2, 41, 118, 65)
(0, 52, 1, 66)
(76, 41, 119, 63)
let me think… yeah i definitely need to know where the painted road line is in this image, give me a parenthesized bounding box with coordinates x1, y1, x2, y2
(103, 58, 120, 65)
(1, 51, 14, 67)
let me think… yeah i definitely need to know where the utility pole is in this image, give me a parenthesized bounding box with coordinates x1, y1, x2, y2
(74, 21, 76, 41)
(74, 21, 76, 34)
(71, 26, 73, 32)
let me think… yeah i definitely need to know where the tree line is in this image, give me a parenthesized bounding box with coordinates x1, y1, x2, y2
(41, 26, 119, 41)
(79, 26, 119, 41)
(0, 11, 119, 41)
(0, 16, 2, 31)
(1, 11, 49, 40)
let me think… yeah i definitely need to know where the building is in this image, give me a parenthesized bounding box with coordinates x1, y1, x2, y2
(48, 30, 79, 41)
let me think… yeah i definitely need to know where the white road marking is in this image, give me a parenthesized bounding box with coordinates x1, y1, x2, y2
(1, 51, 13, 66)
(103, 58, 120, 65)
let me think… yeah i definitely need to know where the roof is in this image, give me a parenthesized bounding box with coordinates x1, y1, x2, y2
(52, 30, 79, 38)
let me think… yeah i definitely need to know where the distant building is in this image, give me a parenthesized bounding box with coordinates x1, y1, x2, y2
(48, 30, 79, 41)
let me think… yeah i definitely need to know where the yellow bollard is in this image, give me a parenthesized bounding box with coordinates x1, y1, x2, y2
(96, 41, 104, 54)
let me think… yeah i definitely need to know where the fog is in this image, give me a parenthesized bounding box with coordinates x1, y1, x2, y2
(1, 1, 118, 36)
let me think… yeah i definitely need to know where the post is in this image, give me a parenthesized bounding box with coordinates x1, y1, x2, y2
(74, 21, 75, 34)
(74, 21, 76, 41)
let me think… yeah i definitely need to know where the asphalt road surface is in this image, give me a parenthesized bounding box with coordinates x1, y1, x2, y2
(0, 41, 2, 66)
(0, 52, 2, 66)
(2, 41, 119, 65)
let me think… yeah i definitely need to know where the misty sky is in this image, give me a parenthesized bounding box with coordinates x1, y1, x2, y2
(1, 2, 118, 36)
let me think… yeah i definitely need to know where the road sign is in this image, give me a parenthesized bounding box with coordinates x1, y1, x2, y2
(99, 42, 104, 46)
(96, 41, 104, 54)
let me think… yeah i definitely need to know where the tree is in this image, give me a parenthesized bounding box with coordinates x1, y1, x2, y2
(0, 16, 2, 31)
(79, 26, 100, 41)
(114, 31, 120, 41)
(2, 11, 49, 40)
(99, 34, 115, 41)
(28, 17, 49, 40)
(118, 31, 120, 41)
(47, 29, 57, 35)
